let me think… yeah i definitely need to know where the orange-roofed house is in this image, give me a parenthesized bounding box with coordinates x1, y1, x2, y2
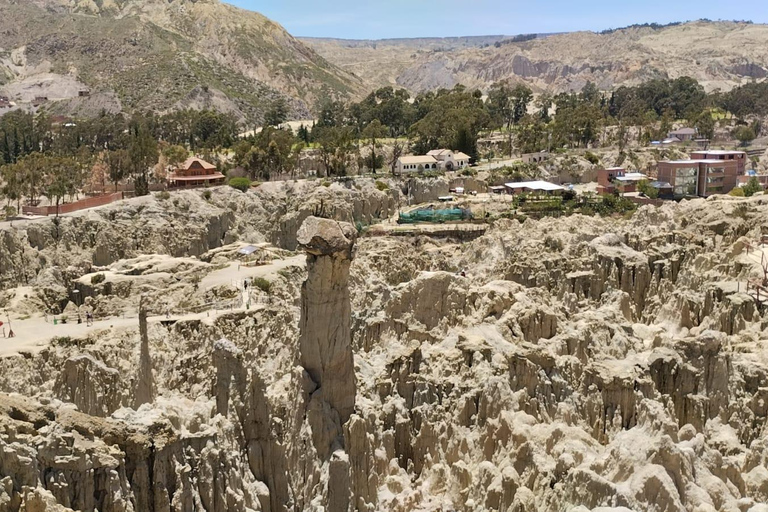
(168, 157, 226, 188)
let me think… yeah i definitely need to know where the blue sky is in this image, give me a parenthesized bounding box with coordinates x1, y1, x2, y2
(232, 0, 767, 39)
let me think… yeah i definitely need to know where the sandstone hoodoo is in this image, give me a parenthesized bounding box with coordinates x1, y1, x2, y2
(296, 216, 358, 510)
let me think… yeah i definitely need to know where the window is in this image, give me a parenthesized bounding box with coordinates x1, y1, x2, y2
(674, 166, 698, 196)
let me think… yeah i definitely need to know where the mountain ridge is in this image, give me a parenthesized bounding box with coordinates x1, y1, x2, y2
(0, 0, 364, 122)
(302, 20, 768, 94)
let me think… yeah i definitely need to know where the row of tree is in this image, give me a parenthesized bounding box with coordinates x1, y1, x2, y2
(0, 109, 240, 167)
(2, 74, 766, 211)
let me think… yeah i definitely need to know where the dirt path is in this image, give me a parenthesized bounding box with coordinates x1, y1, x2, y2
(200, 255, 306, 290)
(0, 256, 307, 358)
(0, 315, 138, 357)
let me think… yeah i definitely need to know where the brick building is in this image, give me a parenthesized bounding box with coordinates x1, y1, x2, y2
(656, 150, 746, 198)
(657, 160, 734, 197)
(690, 150, 747, 175)
(597, 167, 648, 194)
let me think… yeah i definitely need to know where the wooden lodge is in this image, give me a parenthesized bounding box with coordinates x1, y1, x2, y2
(168, 157, 225, 188)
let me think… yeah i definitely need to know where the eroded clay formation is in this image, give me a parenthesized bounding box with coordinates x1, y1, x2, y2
(0, 181, 766, 512)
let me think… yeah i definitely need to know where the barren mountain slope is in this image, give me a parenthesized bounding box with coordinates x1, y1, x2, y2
(303, 21, 768, 93)
(0, 0, 363, 121)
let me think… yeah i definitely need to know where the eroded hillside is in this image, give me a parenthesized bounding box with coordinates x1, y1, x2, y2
(304, 21, 768, 93)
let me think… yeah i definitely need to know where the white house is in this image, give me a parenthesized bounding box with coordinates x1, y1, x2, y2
(396, 155, 439, 174)
(427, 149, 471, 171)
(397, 149, 471, 174)
(504, 180, 565, 195)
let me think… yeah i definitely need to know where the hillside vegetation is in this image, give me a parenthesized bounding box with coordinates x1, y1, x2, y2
(0, 0, 363, 122)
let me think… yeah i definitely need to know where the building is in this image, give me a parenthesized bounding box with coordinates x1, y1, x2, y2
(656, 150, 747, 197)
(396, 155, 439, 174)
(650, 181, 674, 199)
(597, 167, 626, 194)
(0, 96, 9, 108)
(396, 149, 471, 174)
(656, 159, 735, 197)
(168, 157, 225, 188)
(668, 128, 696, 142)
(78, 90, 90, 97)
(690, 150, 747, 175)
(597, 167, 648, 194)
(522, 151, 549, 164)
(738, 171, 768, 190)
(504, 180, 565, 195)
(426, 149, 471, 171)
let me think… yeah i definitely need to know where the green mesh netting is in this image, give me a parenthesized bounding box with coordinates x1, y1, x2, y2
(398, 208, 471, 224)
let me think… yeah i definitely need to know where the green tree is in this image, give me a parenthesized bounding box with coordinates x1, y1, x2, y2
(733, 125, 756, 147)
(389, 139, 406, 176)
(252, 127, 298, 180)
(106, 149, 130, 192)
(163, 144, 188, 171)
(315, 94, 347, 128)
(515, 116, 546, 154)
(1, 161, 22, 212)
(17, 153, 46, 206)
(453, 124, 477, 161)
(694, 112, 715, 140)
(128, 125, 159, 196)
(42, 156, 75, 216)
(264, 98, 289, 127)
(743, 176, 762, 196)
(314, 126, 355, 176)
(297, 124, 311, 145)
(361, 119, 389, 172)
(409, 85, 490, 154)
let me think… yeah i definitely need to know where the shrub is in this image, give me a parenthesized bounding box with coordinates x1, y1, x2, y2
(544, 236, 564, 252)
(729, 187, 745, 197)
(90, 273, 105, 285)
(321, 180, 332, 187)
(375, 180, 389, 191)
(637, 180, 659, 199)
(584, 151, 600, 165)
(202, 190, 212, 200)
(3, 206, 16, 219)
(229, 177, 252, 192)
(734, 204, 750, 220)
(251, 277, 272, 294)
(156, 191, 171, 200)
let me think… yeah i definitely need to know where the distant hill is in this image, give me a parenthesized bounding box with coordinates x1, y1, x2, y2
(0, 0, 364, 122)
(302, 21, 768, 94)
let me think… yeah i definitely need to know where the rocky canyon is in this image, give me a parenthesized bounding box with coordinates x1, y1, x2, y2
(0, 179, 767, 512)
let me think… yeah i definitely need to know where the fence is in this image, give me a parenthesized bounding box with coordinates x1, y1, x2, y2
(22, 192, 124, 216)
(398, 207, 472, 224)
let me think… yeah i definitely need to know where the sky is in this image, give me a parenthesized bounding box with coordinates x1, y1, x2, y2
(230, 0, 768, 39)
